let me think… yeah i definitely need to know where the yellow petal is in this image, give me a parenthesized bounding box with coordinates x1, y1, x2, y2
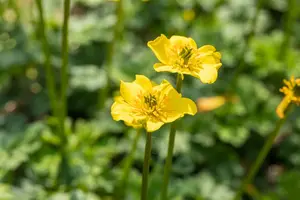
(147, 34, 170, 64)
(201, 55, 219, 64)
(125, 121, 143, 129)
(145, 119, 164, 132)
(134, 75, 152, 91)
(170, 35, 197, 49)
(201, 55, 222, 69)
(179, 98, 197, 115)
(198, 45, 216, 53)
(163, 83, 197, 115)
(204, 52, 222, 64)
(120, 80, 143, 104)
(153, 63, 177, 73)
(276, 96, 291, 119)
(196, 45, 219, 58)
(151, 81, 158, 87)
(111, 99, 147, 127)
(153, 79, 173, 95)
(213, 51, 222, 60)
(197, 96, 226, 112)
(159, 83, 197, 122)
(199, 66, 218, 84)
(114, 96, 124, 102)
(111, 100, 134, 123)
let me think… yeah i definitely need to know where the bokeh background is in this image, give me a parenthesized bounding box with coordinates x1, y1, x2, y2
(1, 0, 300, 199)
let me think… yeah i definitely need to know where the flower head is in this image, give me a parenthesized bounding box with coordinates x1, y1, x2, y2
(197, 95, 239, 112)
(147, 34, 222, 84)
(197, 96, 226, 112)
(111, 75, 197, 132)
(276, 76, 300, 118)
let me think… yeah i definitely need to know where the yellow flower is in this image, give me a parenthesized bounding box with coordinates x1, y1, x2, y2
(197, 96, 226, 112)
(197, 95, 239, 112)
(111, 75, 197, 132)
(147, 34, 222, 84)
(276, 76, 300, 118)
(183, 9, 195, 22)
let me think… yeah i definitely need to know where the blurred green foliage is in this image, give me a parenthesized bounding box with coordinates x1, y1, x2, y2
(0, 0, 300, 199)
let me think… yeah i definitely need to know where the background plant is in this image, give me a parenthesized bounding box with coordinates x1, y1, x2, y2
(0, 0, 300, 199)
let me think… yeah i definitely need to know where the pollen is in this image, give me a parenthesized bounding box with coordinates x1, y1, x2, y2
(144, 94, 157, 108)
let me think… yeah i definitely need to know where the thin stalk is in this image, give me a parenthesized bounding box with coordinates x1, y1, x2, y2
(115, 128, 142, 199)
(160, 74, 183, 200)
(35, 0, 58, 118)
(141, 131, 152, 200)
(98, 0, 124, 109)
(57, 0, 71, 187)
(279, 0, 296, 62)
(59, 0, 71, 139)
(233, 107, 292, 200)
(227, 0, 264, 91)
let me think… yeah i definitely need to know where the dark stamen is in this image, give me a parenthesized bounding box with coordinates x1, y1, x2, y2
(144, 94, 157, 108)
(179, 47, 193, 64)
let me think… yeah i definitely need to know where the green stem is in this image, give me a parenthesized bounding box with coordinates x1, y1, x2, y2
(59, 0, 71, 139)
(233, 107, 292, 200)
(115, 128, 142, 199)
(160, 74, 183, 200)
(228, 0, 264, 91)
(35, 0, 58, 118)
(57, 0, 71, 186)
(98, 0, 124, 109)
(279, 0, 295, 62)
(141, 131, 152, 200)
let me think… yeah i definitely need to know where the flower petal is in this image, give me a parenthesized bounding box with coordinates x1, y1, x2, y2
(147, 34, 170, 64)
(201, 54, 222, 70)
(276, 96, 291, 118)
(199, 66, 218, 84)
(213, 51, 222, 60)
(153, 63, 177, 73)
(196, 45, 220, 59)
(170, 35, 197, 49)
(197, 96, 226, 112)
(145, 119, 164, 132)
(120, 80, 143, 104)
(163, 97, 197, 123)
(157, 83, 197, 122)
(179, 98, 197, 115)
(134, 75, 152, 91)
(111, 98, 147, 128)
(198, 45, 216, 53)
(125, 121, 143, 129)
(201, 56, 218, 64)
(111, 100, 134, 123)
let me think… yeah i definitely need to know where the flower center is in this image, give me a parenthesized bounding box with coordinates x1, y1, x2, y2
(144, 94, 157, 109)
(179, 46, 193, 65)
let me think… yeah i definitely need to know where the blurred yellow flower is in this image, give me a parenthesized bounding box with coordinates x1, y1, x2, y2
(276, 76, 300, 118)
(197, 95, 238, 112)
(183, 9, 195, 21)
(111, 75, 197, 132)
(147, 34, 222, 84)
(197, 96, 226, 112)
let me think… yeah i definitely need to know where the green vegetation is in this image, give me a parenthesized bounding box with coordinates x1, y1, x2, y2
(0, 0, 299, 199)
